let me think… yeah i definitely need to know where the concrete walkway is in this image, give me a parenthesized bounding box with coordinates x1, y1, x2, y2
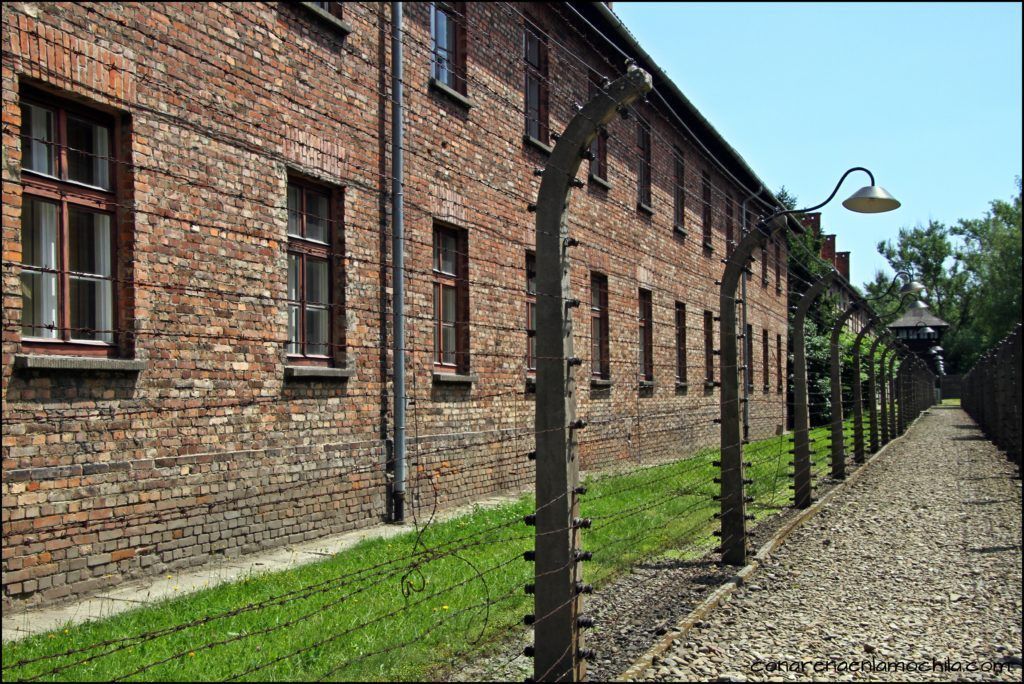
(1, 493, 517, 642)
(641, 406, 1022, 682)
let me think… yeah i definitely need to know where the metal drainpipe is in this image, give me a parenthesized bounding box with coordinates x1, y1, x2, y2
(740, 186, 762, 443)
(390, 1, 406, 523)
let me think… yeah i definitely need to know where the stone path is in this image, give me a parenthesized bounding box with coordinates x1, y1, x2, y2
(640, 406, 1022, 682)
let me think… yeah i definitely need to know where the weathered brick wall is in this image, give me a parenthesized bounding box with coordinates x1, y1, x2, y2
(2, 2, 788, 609)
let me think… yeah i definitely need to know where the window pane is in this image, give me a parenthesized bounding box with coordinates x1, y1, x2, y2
(67, 116, 111, 189)
(287, 303, 300, 354)
(441, 284, 456, 323)
(68, 209, 112, 277)
(287, 185, 301, 237)
(20, 198, 59, 339)
(22, 198, 59, 269)
(21, 104, 55, 176)
(305, 306, 328, 356)
(591, 318, 601, 375)
(441, 324, 457, 365)
(305, 257, 328, 305)
(436, 230, 457, 274)
(287, 253, 300, 301)
(69, 276, 113, 342)
(305, 189, 329, 242)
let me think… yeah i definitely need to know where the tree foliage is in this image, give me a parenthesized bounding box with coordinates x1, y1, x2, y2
(866, 179, 1022, 372)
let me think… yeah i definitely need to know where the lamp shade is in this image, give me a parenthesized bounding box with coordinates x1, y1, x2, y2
(899, 280, 925, 296)
(842, 185, 901, 213)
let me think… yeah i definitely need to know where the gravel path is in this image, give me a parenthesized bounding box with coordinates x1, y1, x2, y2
(638, 406, 1022, 682)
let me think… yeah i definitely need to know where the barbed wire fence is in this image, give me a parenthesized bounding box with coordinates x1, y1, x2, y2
(1, 3, 940, 682)
(962, 324, 1022, 474)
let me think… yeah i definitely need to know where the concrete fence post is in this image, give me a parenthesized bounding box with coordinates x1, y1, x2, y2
(851, 320, 876, 463)
(829, 304, 859, 479)
(867, 335, 884, 453)
(790, 273, 834, 507)
(530, 65, 651, 683)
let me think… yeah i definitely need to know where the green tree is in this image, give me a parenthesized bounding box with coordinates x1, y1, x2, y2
(950, 177, 1023, 366)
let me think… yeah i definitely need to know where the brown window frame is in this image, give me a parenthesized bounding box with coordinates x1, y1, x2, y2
(703, 309, 715, 384)
(588, 76, 609, 183)
(675, 301, 687, 385)
(701, 170, 713, 252)
(526, 251, 537, 372)
(776, 333, 784, 394)
(762, 328, 770, 393)
(431, 2, 468, 95)
(286, 176, 344, 367)
(745, 323, 754, 392)
(590, 272, 610, 380)
(523, 18, 549, 144)
(760, 244, 769, 287)
(636, 118, 652, 210)
(433, 223, 470, 373)
(725, 195, 735, 257)
(774, 240, 782, 294)
(638, 288, 653, 382)
(673, 148, 685, 231)
(19, 91, 123, 358)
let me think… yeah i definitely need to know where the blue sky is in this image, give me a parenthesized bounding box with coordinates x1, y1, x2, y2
(614, 2, 1023, 288)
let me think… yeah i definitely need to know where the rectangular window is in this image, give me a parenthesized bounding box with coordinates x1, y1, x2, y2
(725, 196, 735, 257)
(675, 302, 687, 385)
(19, 94, 119, 355)
(761, 245, 769, 287)
(311, 2, 344, 18)
(431, 2, 467, 94)
(774, 241, 782, 293)
(588, 76, 608, 182)
(433, 224, 469, 371)
(701, 171, 713, 251)
(637, 118, 652, 210)
(287, 178, 342, 364)
(524, 19, 548, 143)
(639, 289, 653, 382)
(590, 272, 609, 379)
(703, 309, 714, 384)
(745, 323, 754, 391)
(526, 251, 537, 371)
(762, 328, 770, 392)
(673, 148, 685, 230)
(776, 333, 783, 394)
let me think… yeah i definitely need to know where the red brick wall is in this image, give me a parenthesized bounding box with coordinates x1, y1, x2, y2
(2, 2, 788, 609)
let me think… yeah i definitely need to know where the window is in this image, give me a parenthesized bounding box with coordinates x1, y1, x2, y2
(310, 1, 343, 18)
(287, 178, 342, 365)
(590, 272, 609, 379)
(19, 94, 120, 355)
(774, 241, 782, 293)
(701, 171, 713, 251)
(431, 2, 467, 94)
(725, 196, 735, 257)
(762, 328, 770, 392)
(433, 224, 469, 372)
(776, 333, 783, 393)
(761, 245, 769, 287)
(703, 310, 714, 384)
(745, 324, 754, 392)
(637, 118, 652, 210)
(638, 289, 653, 382)
(588, 76, 608, 183)
(673, 148, 685, 231)
(526, 251, 536, 371)
(675, 302, 687, 385)
(523, 19, 549, 143)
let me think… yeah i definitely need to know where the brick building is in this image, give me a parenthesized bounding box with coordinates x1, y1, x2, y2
(2, 2, 791, 608)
